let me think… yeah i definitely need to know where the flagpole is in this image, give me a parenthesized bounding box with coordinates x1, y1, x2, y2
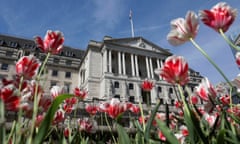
(129, 10, 135, 37)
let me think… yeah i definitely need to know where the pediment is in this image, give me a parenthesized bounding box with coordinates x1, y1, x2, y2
(103, 36, 171, 55)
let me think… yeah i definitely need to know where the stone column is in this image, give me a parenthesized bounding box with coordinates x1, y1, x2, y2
(135, 83, 140, 102)
(151, 86, 157, 104)
(131, 54, 135, 76)
(118, 52, 122, 75)
(122, 52, 126, 75)
(108, 50, 112, 73)
(149, 58, 154, 79)
(103, 49, 107, 73)
(157, 59, 161, 80)
(135, 55, 139, 77)
(145, 57, 150, 78)
(160, 59, 164, 80)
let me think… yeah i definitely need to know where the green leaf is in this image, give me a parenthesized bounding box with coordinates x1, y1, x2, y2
(135, 132, 142, 144)
(144, 101, 161, 141)
(216, 129, 225, 144)
(33, 94, 74, 144)
(183, 123, 195, 144)
(133, 120, 143, 132)
(0, 99, 5, 144)
(184, 107, 208, 144)
(116, 123, 130, 144)
(155, 119, 179, 144)
(224, 136, 240, 144)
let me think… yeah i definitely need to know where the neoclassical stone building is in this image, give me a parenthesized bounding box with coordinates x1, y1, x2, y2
(79, 36, 203, 108)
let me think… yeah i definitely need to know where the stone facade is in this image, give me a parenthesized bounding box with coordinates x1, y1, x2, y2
(0, 34, 84, 95)
(79, 36, 203, 111)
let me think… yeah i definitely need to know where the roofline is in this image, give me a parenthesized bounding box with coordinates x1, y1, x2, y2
(103, 36, 172, 55)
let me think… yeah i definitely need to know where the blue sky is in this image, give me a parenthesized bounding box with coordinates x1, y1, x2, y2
(0, 0, 240, 84)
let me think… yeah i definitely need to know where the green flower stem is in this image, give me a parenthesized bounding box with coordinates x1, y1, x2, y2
(177, 84, 190, 116)
(219, 29, 240, 51)
(0, 99, 5, 144)
(16, 76, 24, 143)
(189, 38, 233, 88)
(138, 98, 146, 131)
(146, 92, 151, 114)
(73, 99, 79, 129)
(229, 87, 233, 110)
(100, 113, 103, 135)
(37, 52, 51, 79)
(219, 28, 239, 107)
(67, 117, 72, 143)
(104, 113, 117, 144)
(190, 38, 234, 110)
(28, 52, 51, 144)
(7, 121, 16, 144)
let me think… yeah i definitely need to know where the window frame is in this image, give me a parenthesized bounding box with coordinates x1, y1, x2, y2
(1, 63, 9, 71)
(52, 70, 58, 77)
(65, 71, 71, 78)
(114, 81, 119, 88)
(128, 83, 134, 90)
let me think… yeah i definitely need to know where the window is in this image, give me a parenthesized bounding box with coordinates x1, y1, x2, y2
(24, 44, 34, 49)
(114, 95, 120, 100)
(129, 96, 135, 103)
(8, 42, 17, 48)
(52, 70, 58, 76)
(1, 63, 8, 70)
(6, 51, 13, 57)
(141, 90, 151, 105)
(0, 40, 4, 45)
(114, 81, 119, 88)
(66, 60, 72, 65)
(128, 83, 134, 90)
(80, 69, 85, 83)
(50, 81, 57, 89)
(158, 86, 162, 93)
(53, 58, 60, 64)
(169, 87, 173, 94)
(0, 74, 7, 79)
(24, 51, 30, 56)
(64, 83, 71, 93)
(159, 98, 164, 104)
(65, 72, 71, 78)
(65, 51, 73, 57)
